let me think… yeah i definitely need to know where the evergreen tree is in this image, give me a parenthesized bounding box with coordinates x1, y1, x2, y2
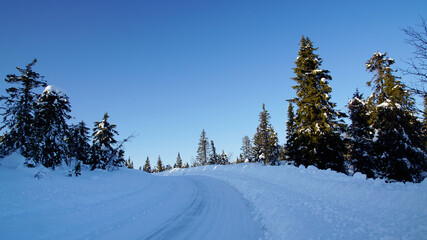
(125, 157, 134, 169)
(196, 129, 210, 166)
(32, 86, 71, 168)
(423, 95, 427, 150)
(175, 152, 183, 168)
(156, 156, 164, 172)
(253, 104, 280, 165)
(89, 113, 124, 171)
(219, 150, 229, 165)
(184, 162, 190, 168)
(208, 140, 219, 165)
(67, 121, 91, 164)
(366, 52, 426, 182)
(0, 59, 47, 158)
(290, 36, 346, 173)
(143, 156, 151, 173)
(347, 90, 375, 178)
(284, 102, 297, 164)
(236, 154, 244, 164)
(240, 136, 253, 162)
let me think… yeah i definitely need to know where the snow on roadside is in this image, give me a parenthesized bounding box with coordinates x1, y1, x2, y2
(162, 163, 427, 240)
(0, 153, 196, 240)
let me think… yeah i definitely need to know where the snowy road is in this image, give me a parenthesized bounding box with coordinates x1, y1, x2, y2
(143, 176, 264, 240)
(0, 160, 264, 240)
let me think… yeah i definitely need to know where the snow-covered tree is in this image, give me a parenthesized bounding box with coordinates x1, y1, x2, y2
(347, 90, 375, 178)
(0, 59, 47, 158)
(196, 129, 210, 166)
(143, 156, 151, 173)
(89, 113, 124, 171)
(253, 104, 280, 165)
(32, 86, 72, 168)
(175, 152, 183, 168)
(289, 36, 346, 173)
(240, 136, 253, 162)
(284, 102, 297, 164)
(366, 52, 426, 182)
(219, 150, 229, 165)
(67, 121, 91, 164)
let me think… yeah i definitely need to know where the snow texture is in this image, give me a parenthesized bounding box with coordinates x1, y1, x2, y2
(0, 154, 262, 240)
(163, 163, 427, 240)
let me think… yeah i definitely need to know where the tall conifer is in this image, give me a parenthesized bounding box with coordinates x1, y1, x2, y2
(290, 36, 346, 173)
(347, 90, 375, 178)
(253, 104, 280, 165)
(0, 59, 47, 158)
(366, 52, 426, 182)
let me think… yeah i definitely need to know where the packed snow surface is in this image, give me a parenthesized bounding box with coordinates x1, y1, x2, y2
(0, 154, 262, 240)
(1, 154, 426, 240)
(163, 163, 427, 239)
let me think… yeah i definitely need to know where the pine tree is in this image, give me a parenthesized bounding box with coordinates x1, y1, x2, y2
(347, 90, 375, 178)
(184, 162, 190, 168)
(240, 136, 253, 162)
(366, 52, 426, 182)
(67, 121, 91, 164)
(89, 113, 124, 171)
(196, 129, 210, 166)
(143, 156, 151, 173)
(32, 86, 72, 168)
(156, 156, 164, 172)
(176, 152, 183, 168)
(208, 140, 219, 165)
(290, 36, 346, 173)
(0, 59, 47, 158)
(253, 104, 280, 165)
(284, 102, 297, 164)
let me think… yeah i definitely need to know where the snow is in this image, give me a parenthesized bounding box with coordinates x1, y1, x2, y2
(0, 154, 262, 240)
(163, 163, 427, 239)
(43, 85, 66, 97)
(1, 153, 426, 239)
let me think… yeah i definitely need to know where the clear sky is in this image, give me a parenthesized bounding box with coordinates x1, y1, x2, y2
(1, 0, 426, 168)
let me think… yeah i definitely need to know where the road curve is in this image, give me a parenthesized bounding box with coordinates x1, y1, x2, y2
(142, 175, 264, 240)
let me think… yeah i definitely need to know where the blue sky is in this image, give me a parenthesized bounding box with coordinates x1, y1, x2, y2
(1, 0, 426, 168)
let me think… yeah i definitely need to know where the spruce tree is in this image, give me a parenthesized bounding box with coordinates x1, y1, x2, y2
(240, 136, 253, 162)
(125, 157, 134, 169)
(67, 121, 91, 164)
(176, 152, 183, 168)
(284, 102, 297, 164)
(89, 113, 123, 170)
(0, 59, 47, 158)
(156, 156, 164, 172)
(366, 52, 426, 182)
(347, 90, 375, 178)
(32, 86, 71, 168)
(219, 150, 229, 165)
(143, 156, 151, 173)
(290, 36, 346, 173)
(208, 140, 219, 165)
(196, 129, 210, 166)
(253, 104, 280, 165)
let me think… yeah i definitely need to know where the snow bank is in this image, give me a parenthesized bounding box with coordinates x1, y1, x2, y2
(163, 163, 427, 240)
(0, 154, 196, 240)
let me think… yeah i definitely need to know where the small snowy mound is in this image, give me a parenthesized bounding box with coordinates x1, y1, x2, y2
(43, 85, 66, 96)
